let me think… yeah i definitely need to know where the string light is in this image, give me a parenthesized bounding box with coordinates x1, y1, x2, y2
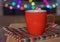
(4, 0, 59, 10)
(9, 6, 13, 10)
(11, 2, 16, 6)
(43, 0, 49, 4)
(46, 5, 50, 8)
(27, 5, 31, 9)
(55, 3, 59, 6)
(49, 6, 52, 9)
(52, 4, 56, 8)
(20, 6, 24, 10)
(46, 5, 52, 9)
(31, 5, 36, 10)
(17, 5, 20, 8)
(38, 8, 41, 10)
(18, 1, 22, 4)
(31, 2, 35, 6)
(29, 0, 33, 3)
(5, 4, 8, 7)
(43, 0, 47, 3)
(43, 0, 58, 9)
(24, 4, 27, 8)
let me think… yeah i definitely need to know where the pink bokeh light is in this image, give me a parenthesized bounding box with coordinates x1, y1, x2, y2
(9, 6, 13, 10)
(43, 0, 47, 2)
(43, 0, 49, 4)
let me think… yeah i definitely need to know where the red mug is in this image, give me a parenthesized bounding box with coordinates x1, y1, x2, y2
(25, 10, 55, 36)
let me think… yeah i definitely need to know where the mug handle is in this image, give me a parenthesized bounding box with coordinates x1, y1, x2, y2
(45, 14, 56, 31)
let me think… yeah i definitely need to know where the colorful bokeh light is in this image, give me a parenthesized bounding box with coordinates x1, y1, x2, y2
(55, 3, 59, 6)
(26, 5, 31, 9)
(29, 0, 33, 3)
(24, 4, 27, 8)
(31, 5, 36, 10)
(4, 0, 59, 10)
(49, 6, 52, 9)
(46, 5, 52, 9)
(11, 2, 16, 6)
(46, 4, 50, 8)
(43, 0, 47, 3)
(52, 4, 56, 8)
(38, 8, 41, 10)
(5, 4, 8, 7)
(9, 6, 13, 10)
(17, 5, 20, 8)
(18, 1, 22, 4)
(31, 2, 35, 6)
(20, 6, 24, 10)
(43, 0, 49, 4)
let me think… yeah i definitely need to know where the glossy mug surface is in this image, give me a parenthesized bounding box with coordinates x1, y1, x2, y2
(25, 10, 55, 36)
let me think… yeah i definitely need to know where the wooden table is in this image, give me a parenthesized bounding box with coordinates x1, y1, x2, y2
(6, 23, 60, 42)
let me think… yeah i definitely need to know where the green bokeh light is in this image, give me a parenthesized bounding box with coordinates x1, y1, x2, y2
(31, 5, 36, 10)
(11, 2, 16, 6)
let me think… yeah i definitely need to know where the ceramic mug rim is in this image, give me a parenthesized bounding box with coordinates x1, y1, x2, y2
(26, 10, 46, 12)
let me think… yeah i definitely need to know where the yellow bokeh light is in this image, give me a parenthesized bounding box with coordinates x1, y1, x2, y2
(52, 4, 56, 8)
(24, 4, 27, 8)
(29, 0, 32, 3)
(5, 4, 8, 7)
(31, 2, 35, 6)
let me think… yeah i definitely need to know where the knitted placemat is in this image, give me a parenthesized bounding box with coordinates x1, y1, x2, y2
(1, 24, 60, 41)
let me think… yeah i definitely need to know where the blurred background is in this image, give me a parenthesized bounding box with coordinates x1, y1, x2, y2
(0, 0, 60, 24)
(0, 0, 59, 26)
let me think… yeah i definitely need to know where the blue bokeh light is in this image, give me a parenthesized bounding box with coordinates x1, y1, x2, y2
(26, 5, 31, 9)
(55, 3, 59, 6)
(46, 5, 50, 8)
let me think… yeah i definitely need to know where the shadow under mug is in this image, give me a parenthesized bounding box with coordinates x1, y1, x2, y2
(25, 10, 55, 36)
